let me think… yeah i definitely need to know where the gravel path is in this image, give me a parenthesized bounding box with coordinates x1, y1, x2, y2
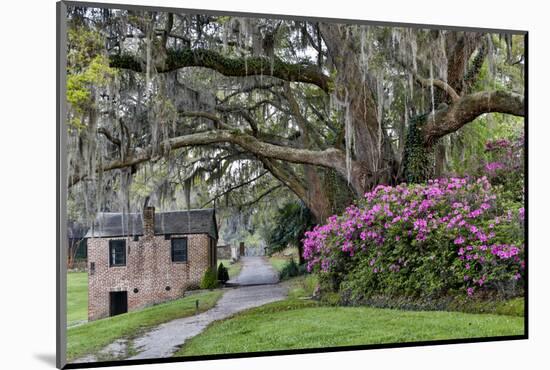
(227, 255, 280, 286)
(73, 256, 286, 363)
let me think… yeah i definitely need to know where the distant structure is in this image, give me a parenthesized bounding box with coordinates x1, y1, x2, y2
(216, 239, 231, 259)
(85, 207, 218, 321)
(239, 242, 245, 257)
(230, 245, 239, 261)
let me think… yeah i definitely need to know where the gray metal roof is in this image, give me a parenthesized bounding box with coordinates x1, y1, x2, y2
(85, 209, 218, 239)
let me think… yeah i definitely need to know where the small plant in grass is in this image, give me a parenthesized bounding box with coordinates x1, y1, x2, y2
(279, 259, 308, 280)
(200, 267, 218, 289)
(217, 263, 229, 283)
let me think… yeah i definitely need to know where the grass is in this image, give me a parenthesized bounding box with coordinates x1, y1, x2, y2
(495, 297, 524, 316)
(218, 259, 242, 279)
(269, 256, 292, 273)
(449, 296, 524, 317)
(67, 272, 88, 326)
(67, 290, 223, 362)
(175, 276, 524, 357)
(285, 274, 318, 299)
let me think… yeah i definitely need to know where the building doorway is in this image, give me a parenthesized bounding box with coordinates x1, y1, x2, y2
(109, 291, 128, 317)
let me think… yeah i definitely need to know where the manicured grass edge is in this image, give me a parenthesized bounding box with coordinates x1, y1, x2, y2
(175, 298, 524, 357)
(67, 290, 223, 362)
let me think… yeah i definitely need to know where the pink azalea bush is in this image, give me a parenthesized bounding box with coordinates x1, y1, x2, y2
(303, 176, 524, 301)
(480, 135, 524, 202)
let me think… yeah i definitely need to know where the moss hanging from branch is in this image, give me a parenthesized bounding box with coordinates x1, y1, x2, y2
(323, 168, 355, 216)
(110, 48, 331, 92)
(402, 113, 436, 184)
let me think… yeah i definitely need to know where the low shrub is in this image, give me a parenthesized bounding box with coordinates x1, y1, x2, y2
(217, 263, 229, 283)
(301, 274, 319, 297)
(200, 267, 218, 289)
(448, 296, 524, 317)
(336, 291, 524, 317)
(279, 259, 306, 280)
(494, 297, 524, 317)
(303, 176, 524, 303)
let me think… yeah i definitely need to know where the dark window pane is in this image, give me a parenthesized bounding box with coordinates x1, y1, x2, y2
(109, 240, 126, 266)
(171, 238, 187, 262)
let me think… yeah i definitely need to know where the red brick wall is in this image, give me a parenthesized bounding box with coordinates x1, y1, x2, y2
(87, 233, 214, 321)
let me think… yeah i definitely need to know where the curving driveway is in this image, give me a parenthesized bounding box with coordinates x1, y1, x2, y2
(129, 256, 285, 359)
(74, 256, 286, 363)
(227, 256, 280, 286)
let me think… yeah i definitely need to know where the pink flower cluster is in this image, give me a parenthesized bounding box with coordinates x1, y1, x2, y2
(485, 138, 512, 151)
(485, 162, 505, 173)
(481, 136, 525, 184)
(302, 177, 525, 296)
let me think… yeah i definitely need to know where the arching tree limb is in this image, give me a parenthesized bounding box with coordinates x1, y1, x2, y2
(422, 90, 525, 144)
(69, 128, 348, 188)
(237, 185, 283, 208)
(201, 171, 269, 208)
(259, 157, 308, 202)
(109, 48, 331, 92)
(415, 75, 460, 103)
(97, 127, 121, 147)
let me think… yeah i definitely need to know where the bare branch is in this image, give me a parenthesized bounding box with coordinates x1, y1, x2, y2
(415, 75, 460, 103)
(201, 171, 269, 208)
(219, 82, 283, 103)
(237, 185, 283, 208)
(97, 127, 121, 147)
(178, 111, 235, 130)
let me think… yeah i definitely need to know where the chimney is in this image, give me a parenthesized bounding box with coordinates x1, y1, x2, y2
(143, 206, 155, 237)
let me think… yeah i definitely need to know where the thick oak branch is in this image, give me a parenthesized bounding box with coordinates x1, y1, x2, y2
(423, 90, 524, 144)
(110, 48, 331, 92)
(70, 129, 347, 187)
(415, 76, 460, 102)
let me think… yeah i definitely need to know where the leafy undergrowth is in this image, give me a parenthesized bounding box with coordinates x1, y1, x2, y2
(269, 256, 291, 273)
(347, 294, 524, 317)
(450, 296, 524, 317)
(67, 290, 222, 362)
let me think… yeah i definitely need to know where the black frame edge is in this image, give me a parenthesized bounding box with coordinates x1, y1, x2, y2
(62, 335, 527, 369)
(523, 32, 529, 339)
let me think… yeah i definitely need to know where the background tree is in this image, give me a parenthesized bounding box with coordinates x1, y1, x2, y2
(265, 201, 316, 264)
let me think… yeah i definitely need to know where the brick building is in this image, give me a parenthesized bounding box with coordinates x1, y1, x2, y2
(85, 207, 218, 321)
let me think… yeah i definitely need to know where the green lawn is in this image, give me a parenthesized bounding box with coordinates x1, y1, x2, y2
(218, 259, 242, 279)
(67, 290, 223, 362)
(177, 302, 524, 356)
(67, 272, 88, 326)
(176, 276, 523, 357)
(269, 256, 292, 273)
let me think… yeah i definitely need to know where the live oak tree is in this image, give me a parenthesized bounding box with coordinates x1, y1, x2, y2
(66, 7, 525, 224)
